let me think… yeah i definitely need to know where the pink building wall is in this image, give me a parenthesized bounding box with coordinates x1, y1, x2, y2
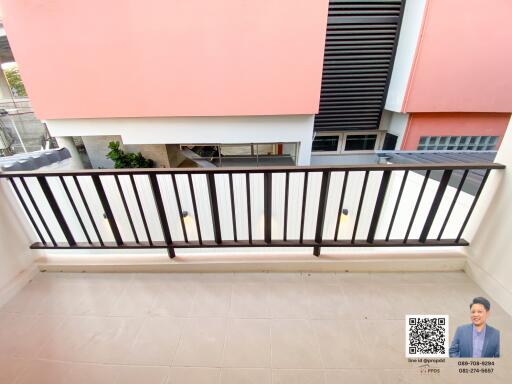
(401, 113, 510, 150)
(0, 0, 329, 119)
(403, 0, 512, 113)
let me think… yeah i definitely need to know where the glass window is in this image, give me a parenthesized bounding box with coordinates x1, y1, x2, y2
(344, 134, 377, 151)
(416, 135, 500, 151)
(312, 135, 339, 152)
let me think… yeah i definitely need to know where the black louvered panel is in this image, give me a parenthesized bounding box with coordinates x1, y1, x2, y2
(315, 0, 405, 131)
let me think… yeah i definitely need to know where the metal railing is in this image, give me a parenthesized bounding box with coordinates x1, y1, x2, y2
(0, 162, 504, 257)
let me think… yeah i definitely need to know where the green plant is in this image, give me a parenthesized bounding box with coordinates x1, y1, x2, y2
(4, 66, 27, 97)
(106, 141, 154, 168)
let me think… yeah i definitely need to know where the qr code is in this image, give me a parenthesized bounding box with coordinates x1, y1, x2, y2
(405, 315, 449, 357)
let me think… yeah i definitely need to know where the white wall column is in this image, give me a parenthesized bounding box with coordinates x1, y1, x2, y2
(465, 117, 512, 316)
(55, 136, 84, 169)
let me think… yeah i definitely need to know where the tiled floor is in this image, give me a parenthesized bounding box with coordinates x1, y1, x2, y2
(0, 271, 511, 383)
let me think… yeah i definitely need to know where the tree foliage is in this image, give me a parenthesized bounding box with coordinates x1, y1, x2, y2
(106, 141, 154, 168)
(3, 67, 27, 97)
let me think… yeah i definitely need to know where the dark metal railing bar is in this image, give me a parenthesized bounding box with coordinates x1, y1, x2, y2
(188, 174, 203, 244)
(246, 173, 252, 244)
(385, 170, 408, 241)
(92, 175, 123, 246)
(228, 173, 237, 242)
(367, 170, 391, 243)
(299, 172, 309, 244)
(207, 173, 222, 244)
(8, 177, 46, 245)
(129, 174, 152, 245)
(60, 176, 92, 244)
(37, 176, 76, 246)
(334, 171, 349, 242)
(19, 177, 57, 246)
(148, 174, 175, 258)
(313, 171, 331, 256)
(419, 170, 452, 243)
(456, 169, 491, 243)
(283, 172, 290, 241)
(437, 170, 469, 240)
(264, 172, 272, 244)
(351, 171, 369, 244)
(403, 170, 431, 243)
(171, 174, 189, 243)
(114, 175, 139, 244)
(72, 176, 104, 246)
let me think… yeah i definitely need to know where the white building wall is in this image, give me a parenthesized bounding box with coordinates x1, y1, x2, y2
(465, 118, 512, 316)
(385, 0, 427, 112)
(0, 178, 37, 307)
(385, 112, 409, 149)
(45, 115, 315, 166)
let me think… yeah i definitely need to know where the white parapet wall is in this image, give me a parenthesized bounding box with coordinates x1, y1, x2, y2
(45, 115, 315, 166)
(465, 118, 512, 316)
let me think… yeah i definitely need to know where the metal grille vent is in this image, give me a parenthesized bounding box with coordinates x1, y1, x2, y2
(315, 0, 405, 131)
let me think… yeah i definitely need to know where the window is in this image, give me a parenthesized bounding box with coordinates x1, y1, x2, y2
(344, 134, 377, 151)
(417, 136, 499, 151)
(312, 135, 339, 152)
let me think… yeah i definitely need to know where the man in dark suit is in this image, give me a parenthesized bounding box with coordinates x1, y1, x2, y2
(449, 297, 500, 358)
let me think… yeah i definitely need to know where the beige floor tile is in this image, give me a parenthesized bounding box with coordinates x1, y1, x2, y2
(167, 367, 220, 384)
(306, 284, 347, 319)
(233, 273, 269, 283)
(229, 283, 270, 318)
(302, 273, 338, 284)
(173, 317, 227, 367)
(114, 365, 170, 384)
(271, 319, 323, 369)
(0, 356, 28, 383)
(272, 369, 324, 384)
(359, 320, 409, 369)
(124, 317, 184, 365)
(192, 284, 232, 317)
(38, 316, 143, 363)
(369, 272, 407, 284)
(0, 314, 64, 358)
(324, 369, 380, 384)
(222, 319, 270, 367)
(200, 273, 234, 284)
(220, 368, 271, 384)
(15, 360, 119, 384)
(266, 273, 302, 283)
(335, 272, 371, 284)
(312, 319, 367, 369)
(109, 279, 160, 316)
(71, 279, 126, 316)
(150, 283, 196, 317)
(338, 283, 394, 320)
(267, 283, 310, 319)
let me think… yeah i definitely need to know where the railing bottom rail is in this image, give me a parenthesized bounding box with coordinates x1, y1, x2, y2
(30, 238, 469, 250)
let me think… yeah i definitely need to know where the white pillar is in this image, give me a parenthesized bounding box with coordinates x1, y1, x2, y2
(297, 136, 312, 166)
(56, 136, 84, 169)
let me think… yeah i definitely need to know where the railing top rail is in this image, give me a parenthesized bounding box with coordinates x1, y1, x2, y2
(0, 162, 505, 178)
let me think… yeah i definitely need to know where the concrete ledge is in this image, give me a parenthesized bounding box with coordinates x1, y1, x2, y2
(37, 247, 466, 273)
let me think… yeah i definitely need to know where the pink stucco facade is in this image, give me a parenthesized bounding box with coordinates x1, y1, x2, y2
(0, 0, 329, 119)
(403, 0, 512, 113)
(401, 113, 510, 150)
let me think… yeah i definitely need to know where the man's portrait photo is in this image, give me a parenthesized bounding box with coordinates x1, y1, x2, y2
(449, 297, 500, 358)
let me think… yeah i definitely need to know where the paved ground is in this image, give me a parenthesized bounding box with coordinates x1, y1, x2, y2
(0, 271, 511, 383)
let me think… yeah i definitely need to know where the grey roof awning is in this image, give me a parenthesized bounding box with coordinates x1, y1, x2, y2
(0, 147, 71, 172)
